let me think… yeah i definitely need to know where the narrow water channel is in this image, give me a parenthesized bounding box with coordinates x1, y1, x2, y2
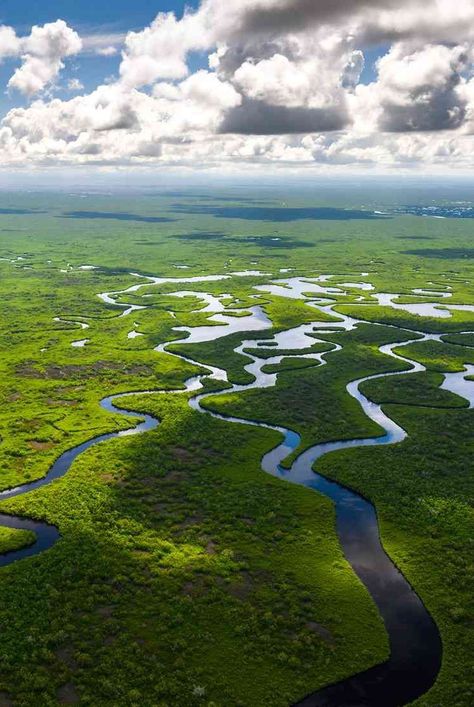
(1, 272, 471, 705)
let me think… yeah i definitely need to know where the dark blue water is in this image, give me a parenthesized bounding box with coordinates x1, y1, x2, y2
(293, 475, 441, 707)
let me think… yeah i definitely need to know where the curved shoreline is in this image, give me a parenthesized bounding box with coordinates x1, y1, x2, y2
(1, 273, 470, 704)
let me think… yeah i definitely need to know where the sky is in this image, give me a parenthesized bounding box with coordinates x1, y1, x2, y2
(0, 0, 473, 177)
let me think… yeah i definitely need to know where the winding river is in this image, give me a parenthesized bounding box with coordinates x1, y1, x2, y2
(1, 272, 473, 705)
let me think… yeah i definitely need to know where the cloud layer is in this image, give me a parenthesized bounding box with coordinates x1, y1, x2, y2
(0, 0, 473, 171)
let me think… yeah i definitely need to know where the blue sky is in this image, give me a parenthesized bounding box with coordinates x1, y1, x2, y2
(0, 1, 196, 32)
(0, 1, 209, 114)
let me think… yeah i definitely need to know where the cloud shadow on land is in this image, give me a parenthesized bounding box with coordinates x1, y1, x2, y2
(403, 248, 474, 259)
(171, 205, 391, 222)
(0, 208, 46, 215)
(170, 233, 314, 249)
(60, 211, 175, 223)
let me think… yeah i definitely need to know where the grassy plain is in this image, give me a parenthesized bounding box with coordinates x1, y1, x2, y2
(0, 183, 472, 705)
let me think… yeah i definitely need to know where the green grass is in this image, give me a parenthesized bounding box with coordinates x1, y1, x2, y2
(0, 185, 472, 704)
(442, 332, 474, 347)
(0, 527, 36, 554)
(360, 371, 468, 408)
(261, 357, 322, 374)
(393, 339, 474, 372)
(243, 342, 334, 359)
(334, 304, 474, 333)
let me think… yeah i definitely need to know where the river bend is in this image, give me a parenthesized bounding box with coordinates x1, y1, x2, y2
(1, 272, 472, 705)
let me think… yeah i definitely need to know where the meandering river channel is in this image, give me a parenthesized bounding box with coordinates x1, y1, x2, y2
(1, 272, 473, 705)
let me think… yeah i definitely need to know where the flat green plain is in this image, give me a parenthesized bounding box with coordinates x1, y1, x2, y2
(0, 183, 472, 706)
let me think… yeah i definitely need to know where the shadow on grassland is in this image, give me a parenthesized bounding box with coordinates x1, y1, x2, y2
(403, 248, 474, 259)
(61, 211, 175, 223)
(170, 205, 391, 222)
(170, 232, 314, 249)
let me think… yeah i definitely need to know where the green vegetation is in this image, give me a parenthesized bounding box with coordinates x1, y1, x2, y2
(334, 303, 474, 333)
(0, 527, 36, 554)
(0, 185, 472, 705)
(261, 357, 322, 374)
(393, 339, 474, 372)
(262, 296, 337, 329)
(243, 342, 334, 359)
(360, 371, 468, 408)
(442, 332, 474, 347)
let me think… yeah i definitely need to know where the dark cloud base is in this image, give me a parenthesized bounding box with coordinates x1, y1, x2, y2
(239, 0, 399, 36)
(380, 96, 466, 132)
(220, 98, 349, 135)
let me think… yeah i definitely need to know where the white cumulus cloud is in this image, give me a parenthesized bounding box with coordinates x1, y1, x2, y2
(0, 25, 21, 60)
(8, 20, 82, 96)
